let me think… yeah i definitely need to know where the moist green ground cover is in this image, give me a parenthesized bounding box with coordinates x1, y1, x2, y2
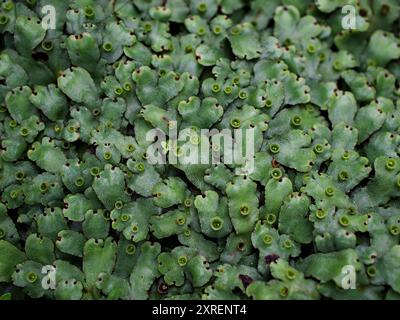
(0, 0, 400, 300)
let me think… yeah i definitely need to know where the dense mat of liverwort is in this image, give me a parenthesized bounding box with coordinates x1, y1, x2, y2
(1, 0, 400, 300)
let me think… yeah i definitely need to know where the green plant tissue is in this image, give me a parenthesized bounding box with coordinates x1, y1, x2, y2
(0, 0, 400, 300)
